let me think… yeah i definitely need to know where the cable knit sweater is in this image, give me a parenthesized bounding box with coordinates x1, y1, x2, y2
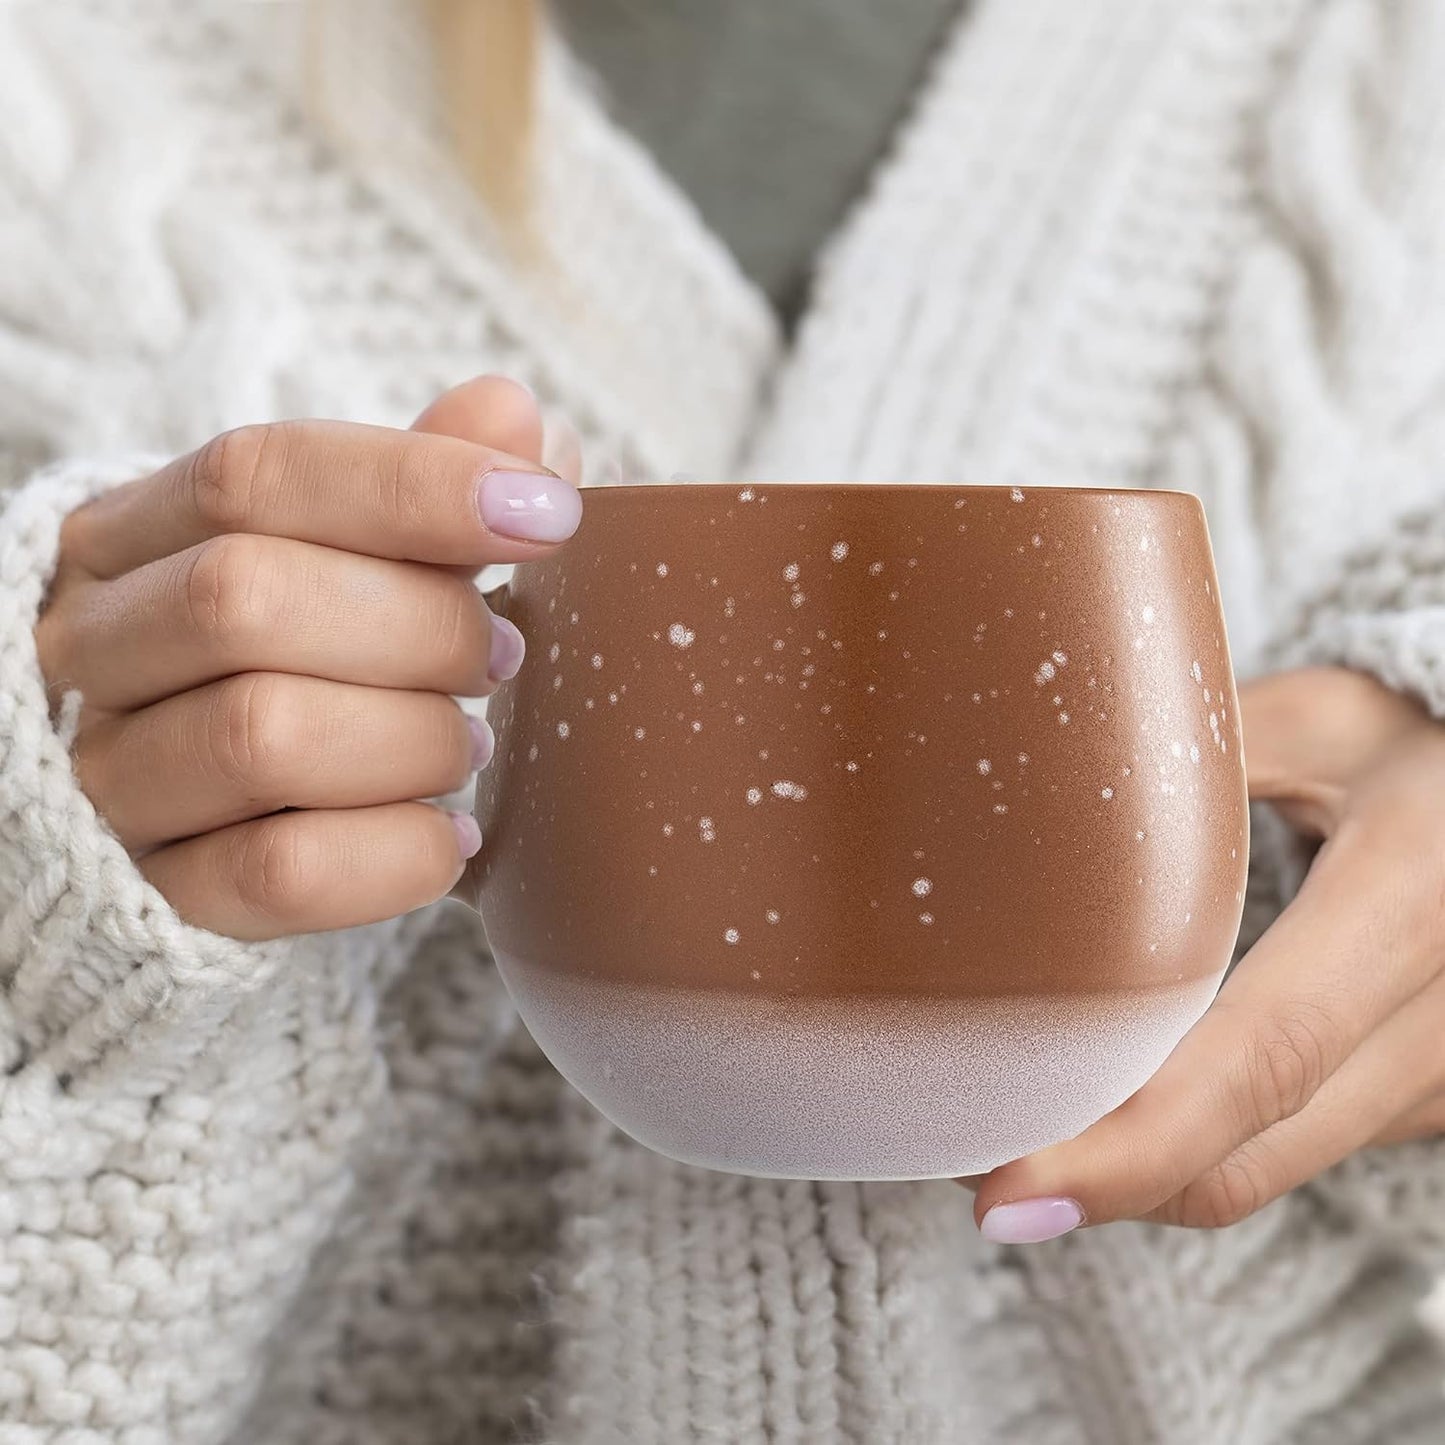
(2, 2, 1444, 1442)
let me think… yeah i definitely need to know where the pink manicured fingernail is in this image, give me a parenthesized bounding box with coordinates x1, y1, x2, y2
(488, 614, 526, 682)
(467, 716, 495, 770)
(448, 810, 482, 859)
(477, 468, 583, 542)
(978, 1197, 1083, 1245)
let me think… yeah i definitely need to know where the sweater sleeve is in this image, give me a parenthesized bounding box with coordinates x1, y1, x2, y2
(1264, 503, 1445, 1274)
(0, 455, 467, 1433)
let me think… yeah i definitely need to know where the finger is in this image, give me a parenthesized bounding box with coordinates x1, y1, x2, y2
(974, 814, 1438, 1235)
(76, 673, 494, 852)
(1147, 971, 1445, 1227)
(141, 801, 480, 941)
(1241, 668, 1426, 833)
(41, 534, 522, 711)
(411, 374, 545, 461)
(1372, 1092, 1445, 1145)
(62, 419, 581, 578)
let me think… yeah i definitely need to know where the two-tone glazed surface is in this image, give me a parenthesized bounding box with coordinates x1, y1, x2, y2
(473, 484, 1249, 1179)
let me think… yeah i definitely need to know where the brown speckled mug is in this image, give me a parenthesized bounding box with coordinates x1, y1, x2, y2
(472, 483, 1249, 1180)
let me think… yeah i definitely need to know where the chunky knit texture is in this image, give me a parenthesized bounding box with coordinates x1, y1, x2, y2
(2, 2, 1444, 1441)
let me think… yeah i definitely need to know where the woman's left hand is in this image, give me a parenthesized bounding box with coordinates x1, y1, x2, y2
(972, 666, 1445, 1243)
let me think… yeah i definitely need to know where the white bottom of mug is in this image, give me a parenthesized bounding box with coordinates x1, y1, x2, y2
(495, 952, 1224, 1180)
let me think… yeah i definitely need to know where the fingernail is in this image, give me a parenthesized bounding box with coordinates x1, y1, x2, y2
(448, 810, 482, 860)
(478, 468, 583, 543)
(978, 1197, 1083, 1245)
(467, 715, 495, 770)
(488, 614, 526, 683)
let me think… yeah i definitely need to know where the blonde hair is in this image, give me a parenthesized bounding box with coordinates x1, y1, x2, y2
(427, 0, 539, 227)
(305, 0, 540, 237)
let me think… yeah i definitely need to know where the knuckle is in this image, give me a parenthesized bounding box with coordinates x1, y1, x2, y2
(211, 673, 308, 794)
(1243, 1006, 1337, 1127)
(375, 439, 431, 536)
(1174, 1155, 1271, 1230)
(183, 533, 275, 648)
(436, 581, 489, 685)
(237, 819, 327, 925)
(188, 423, 285, 532)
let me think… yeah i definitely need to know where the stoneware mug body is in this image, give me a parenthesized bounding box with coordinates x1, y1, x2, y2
(472, 483, 1249, 1180)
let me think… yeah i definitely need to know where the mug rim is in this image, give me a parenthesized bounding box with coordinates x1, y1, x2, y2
(578, 481, 1200, 503)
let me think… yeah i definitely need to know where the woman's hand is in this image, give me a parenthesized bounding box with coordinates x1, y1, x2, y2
(35, 376, 581, 941)
(972, 666, 1445, 1243)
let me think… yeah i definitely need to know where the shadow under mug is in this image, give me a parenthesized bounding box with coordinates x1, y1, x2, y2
(473, 483, 1249, 1180)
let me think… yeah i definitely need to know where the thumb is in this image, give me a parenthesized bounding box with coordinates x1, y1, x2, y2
(412, 373, 545, 459)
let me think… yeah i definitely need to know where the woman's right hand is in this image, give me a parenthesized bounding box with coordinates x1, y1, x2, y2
(33, 377, 581, 941)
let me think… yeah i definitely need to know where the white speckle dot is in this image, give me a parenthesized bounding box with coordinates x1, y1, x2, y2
(634, 727, 646, 740)
(548, 642, 561, 662)
(1142, 606, 1155, 624)
(1171, 741, 1184, 758)
(773, 639, 786, 652)
(791, 592, 806, 608)
(782, 562, 800, 582)
(738, 487, 755, 501)
(691, 680, 704, 695)
(1052, 651, 1068, 667)
(691, 720, 703, 733)
(1035, 661, 1056, 685)
(570, 611, 578, 624)
(699, 817, 716, 843)
(1018, 753, 1029, 764)
(591, 653, 603, 669)
(1190, 744, 1201, 764)
(831, 541, 850, 561)
(877, 629, 888, 640)
(553, 674, 563, 689)
(1101, 787, 1114, 800)
(527, 743, 539, 762)
(977, 758, 992, 775)
(993, 803, 1009, 814)
(766, 909, 780, 924)
(868, 561, 885, 576)
(656, 563, 669, 577)
(668, 623, 696, 648)
(912, 877, 933, 897)
(1010, 488, 1025, 502)
(556, 721, 570, 739)
(919, 912, 935, 925)
(1032, 533, 1043, 547)
(648, 866, 658, 876)
(771, 780, 808, 801)
(1190, 660, 1203, 684)
(750, 969, 761, 981)
(746, 787, 763, 805)
(608, 692, 619, 705)
(662, 823, 674, 837)
(845, 760, 859, 772)
(1059, 712, 1071, 724)
(724, 928, 739, 944)
(1136, 830, 1146, 841)
(1140, 535, 1150, 553)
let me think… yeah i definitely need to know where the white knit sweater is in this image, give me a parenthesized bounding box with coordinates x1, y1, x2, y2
(2, 2, 1444, 1442)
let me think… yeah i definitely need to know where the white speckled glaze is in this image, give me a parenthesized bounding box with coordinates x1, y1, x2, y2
(497, 952, 1223, 1179)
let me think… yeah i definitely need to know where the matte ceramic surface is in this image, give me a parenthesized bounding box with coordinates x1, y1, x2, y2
(472, 484, 1249, 1179)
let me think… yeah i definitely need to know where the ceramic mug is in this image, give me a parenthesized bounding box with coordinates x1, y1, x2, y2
(471, 483, 1248, 1180)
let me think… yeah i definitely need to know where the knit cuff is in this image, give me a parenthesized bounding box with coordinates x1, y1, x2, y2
(1319, 1143, 1445, 1277)
(1267, 502, 1445, 717)
(0, 457, 290, 1101)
